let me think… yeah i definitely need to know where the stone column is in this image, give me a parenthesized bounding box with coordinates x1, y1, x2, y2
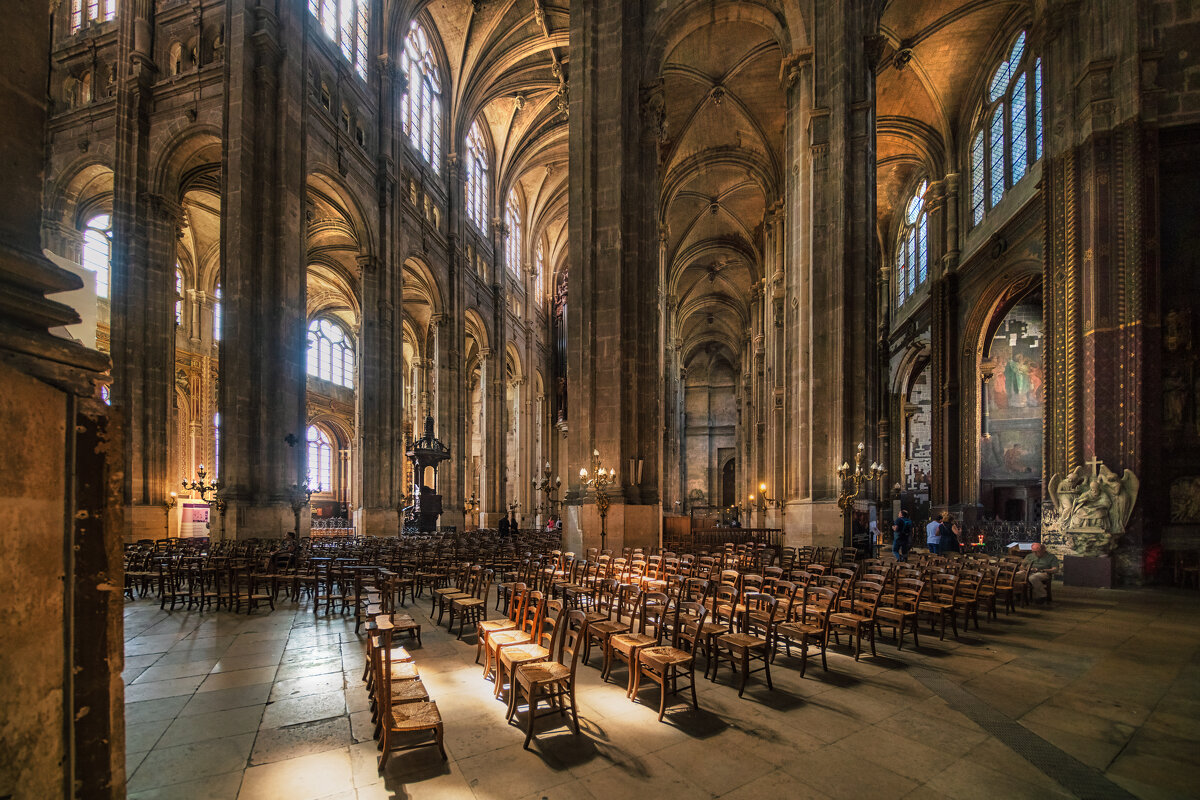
(1039, 0, 1163, 581)
(217, 0, 308, 539)
(567, 0, 663, 553)
(107, 0, 177, 539)
(781, 1, 881, 547)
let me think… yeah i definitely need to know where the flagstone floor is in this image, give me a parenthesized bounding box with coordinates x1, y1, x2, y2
(121, 583, 1200, 799)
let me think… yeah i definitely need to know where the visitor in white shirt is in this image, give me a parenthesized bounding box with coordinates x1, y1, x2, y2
(926, 517, 942, 554)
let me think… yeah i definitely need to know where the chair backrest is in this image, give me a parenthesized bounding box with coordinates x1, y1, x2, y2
(802, 586, 837, 627)
(740, 592, 777, 632)
(633, 591, 669, 640)
(894, 578, 924, 610)
(931, 572, 960, 602)
(672, 601, 708, 653)
(559, 609, 588, 674)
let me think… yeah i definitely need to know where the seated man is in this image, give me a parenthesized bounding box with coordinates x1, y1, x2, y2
(1022, 542, 1060, 603)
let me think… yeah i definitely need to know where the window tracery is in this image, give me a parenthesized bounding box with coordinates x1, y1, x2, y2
(969, 31, 1043, 226)
(399, 21, 442, 171)
(465, 121, 489, 232)
(896, 180, 928, 307)
(82, 213, 112, 299)
(307, 425, 333, 492)
(307, 317, 355, 388)
(307, 0, 369, 79)
(504, 192, 521, 276)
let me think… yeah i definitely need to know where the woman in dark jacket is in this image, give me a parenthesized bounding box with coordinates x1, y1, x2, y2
(939, 515, 962, 553)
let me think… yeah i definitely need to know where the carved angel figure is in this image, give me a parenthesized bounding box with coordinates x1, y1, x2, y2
(1097, 465, 1139, 537)
(1047, 466, 1086, 521)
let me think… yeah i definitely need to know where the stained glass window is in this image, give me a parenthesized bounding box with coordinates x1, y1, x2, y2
(400, 21, 442, 171)
(82, 213, 112, 299)
(308, 0, 368, 79)
(896, 180, 929, 307)
(307, 318, 355, 388)
(465, 121, 489, 232)
(534, 241, 545, 305)
(213, 284, 222, 342)
(970, 31, 1043, 227)
(504, 192, 521, 275)
(175, 267, 184, 326)
(971, 132, 985, 226)
(307, 425, 333, 492)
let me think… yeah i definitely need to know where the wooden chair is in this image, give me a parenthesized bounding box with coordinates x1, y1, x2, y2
(507, 609, 586, 749)
(484, 591, 546, 686)
(477, 583, 527, 664)
(712, 592, 776, 696)
(919, 572, 960, 640)
(633, 601, 706, 720)
(874, 578, 923, 650)
(603, 591, 668, 695)
(828, 579, 883, 660)
(373, 631, 445, 770)
(495, 600, 562, 702)
(772, 586, 834, 677)
(450, 569, 493, 639)
(582, 582, 636, 667)
(955, 570, 984, 631)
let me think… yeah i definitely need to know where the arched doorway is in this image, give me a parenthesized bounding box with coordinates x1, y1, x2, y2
(720, 458, 735, 508)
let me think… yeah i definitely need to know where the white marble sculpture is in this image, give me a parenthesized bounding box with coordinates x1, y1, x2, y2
(1045, 460, 1139, 556)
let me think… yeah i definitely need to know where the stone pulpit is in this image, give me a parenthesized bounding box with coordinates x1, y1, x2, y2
(406, 415, 450, 532)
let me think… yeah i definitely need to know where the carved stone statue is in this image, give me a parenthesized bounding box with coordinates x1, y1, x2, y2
(1048, 466, 1085, 519)
(1044, 460, 1139, 556)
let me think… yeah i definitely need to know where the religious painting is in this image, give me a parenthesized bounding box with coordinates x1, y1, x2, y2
(981, 295, 1043, 487)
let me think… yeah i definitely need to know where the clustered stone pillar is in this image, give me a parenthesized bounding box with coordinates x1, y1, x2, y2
(1038, 0, 1164, 580)
(566, 0, 663, 553)
(217, 0, 308, 539)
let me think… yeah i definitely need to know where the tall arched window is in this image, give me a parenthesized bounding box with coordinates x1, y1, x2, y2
(174, 266, 184, 326)
(71, 0, 116, 33)
(307, 425, 333, 492)
(399, 21, 443, 171)
(896, 180, 929, 307)
(465, 121, 489, 232)
(307, 318, 355, 388)
(504, 192, 522, 275)
(82, 213, 112, 299)
(534, 241, 545, 306)
(970, 31, 1043, 226)
(213, 284, 223, 342)
(307, 0, 369, 79)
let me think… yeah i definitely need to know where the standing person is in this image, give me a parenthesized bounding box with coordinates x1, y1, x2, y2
(509, 511, 519, 535)
(498, 513, 510, 537)
(926, 514, 942, 555)
(892, 510, 912, 562)
(939, 513, 962, 553)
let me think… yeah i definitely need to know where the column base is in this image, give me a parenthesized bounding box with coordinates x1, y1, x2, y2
(125, 504, 170, 544)
(358, 507, 400, 537)
(218, 501, 296, 541)
(780, 500, 844, 549)
(567, 503, 661, 555)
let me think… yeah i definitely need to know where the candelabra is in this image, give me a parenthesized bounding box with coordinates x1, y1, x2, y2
(579, 449, 615, 551)
(163, 491, 178, 540)
(289, 474, 321, 537)
(836, 442, 886, 549)
(182, 464, 219, 501)
(533, 461, 562, 520)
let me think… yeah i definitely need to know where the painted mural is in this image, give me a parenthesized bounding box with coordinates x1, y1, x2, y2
(981, 296, 1043, 484)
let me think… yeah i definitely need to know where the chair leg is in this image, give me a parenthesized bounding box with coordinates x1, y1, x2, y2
(739, 649, 749, 697)
(762, 649, 773, 691)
